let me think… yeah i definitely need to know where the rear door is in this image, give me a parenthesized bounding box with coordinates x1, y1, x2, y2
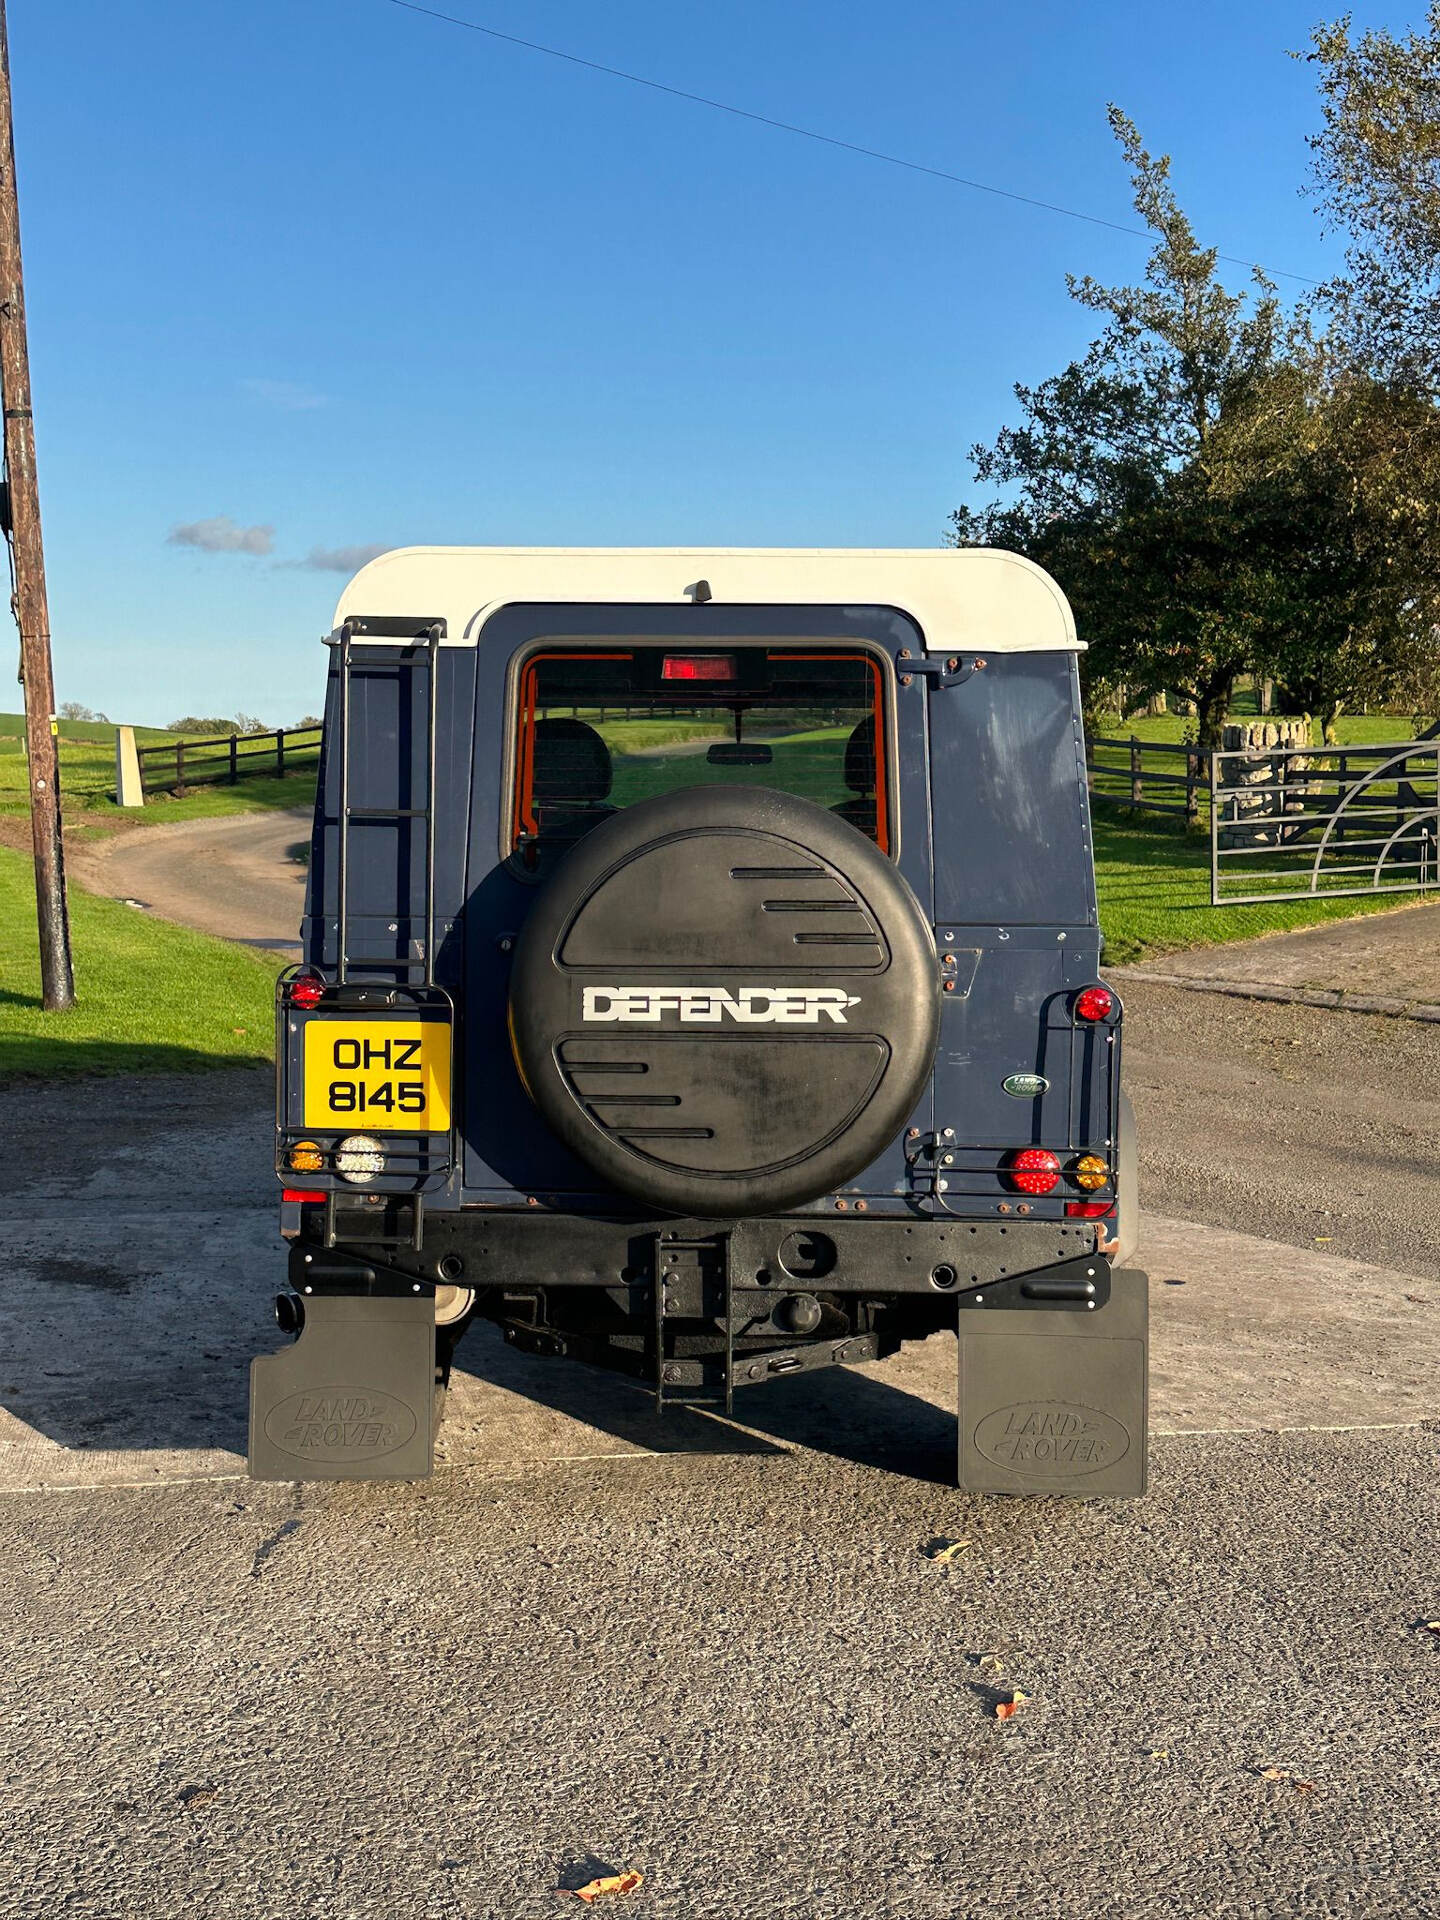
(925, 649, 1108, 1177)
(459, 602, 935, 1205)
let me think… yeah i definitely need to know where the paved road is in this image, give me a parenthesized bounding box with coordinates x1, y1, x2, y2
(9, 813, 1440, 1914)
(1123, 896, 1440, 1004)
(69, 808, 310, 954)
(1123, 977, 1440, 1281)
(2, 977, 1438, 1917)
(4, 1430, 1435, 1920)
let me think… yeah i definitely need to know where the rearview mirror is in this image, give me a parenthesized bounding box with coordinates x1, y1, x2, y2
(706, 743, 773, 766)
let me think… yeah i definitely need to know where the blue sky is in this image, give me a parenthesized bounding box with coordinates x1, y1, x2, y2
(7, 1, 1415, 725)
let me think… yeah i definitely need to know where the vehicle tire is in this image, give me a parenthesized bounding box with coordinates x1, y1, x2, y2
(508, 785, 940, 1215)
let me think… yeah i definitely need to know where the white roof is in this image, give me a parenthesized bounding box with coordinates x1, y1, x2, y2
(331, 546, 1080, 654)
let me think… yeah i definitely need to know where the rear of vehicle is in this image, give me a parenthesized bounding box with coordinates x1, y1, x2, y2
(250, 548, 1145, 1493)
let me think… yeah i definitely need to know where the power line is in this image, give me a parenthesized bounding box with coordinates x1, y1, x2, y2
(379, 0, 1320, 288)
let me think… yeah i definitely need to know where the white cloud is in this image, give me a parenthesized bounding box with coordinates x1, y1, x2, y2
(167, 515, 275, 556)
(297, 543, 390, 574)
(241, 378, 327, 411)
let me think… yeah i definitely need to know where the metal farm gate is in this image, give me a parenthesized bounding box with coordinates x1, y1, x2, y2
(1210, 737, 1440, 906)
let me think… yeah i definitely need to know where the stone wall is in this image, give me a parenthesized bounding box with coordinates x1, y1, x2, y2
(1217, 720, 1313, 848)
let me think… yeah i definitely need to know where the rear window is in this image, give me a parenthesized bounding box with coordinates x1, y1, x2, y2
(511, 645, 889, 871)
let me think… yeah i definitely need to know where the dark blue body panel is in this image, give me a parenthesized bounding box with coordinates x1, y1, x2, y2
(301, 609, 1111, 1219)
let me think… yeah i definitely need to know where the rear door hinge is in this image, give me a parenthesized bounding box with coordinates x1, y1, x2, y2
(896, 651, 984, 690)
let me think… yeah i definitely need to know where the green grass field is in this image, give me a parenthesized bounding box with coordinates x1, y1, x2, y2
(4, 695, 1435, 1080)
(1091, 707, 1436, 749)
(0, 845, 277, 1078)
(0, 711, 320, 824)
(607, 726, 853, 809)
(1092, 809, 1433, 964)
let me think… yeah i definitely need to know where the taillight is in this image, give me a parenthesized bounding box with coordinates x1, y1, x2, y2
(286, 1139, 324, 1174)
(1008, 1147, 1061, 1196)
(1065, 1200, 1115, 1218)
(1073, 985, 1113, 1023)
(1073, 1153, 1111, 1191)
(289, 972, 326, 1010)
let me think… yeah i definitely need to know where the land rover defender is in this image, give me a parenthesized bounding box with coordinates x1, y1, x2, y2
(251, 547, 1145, 1493)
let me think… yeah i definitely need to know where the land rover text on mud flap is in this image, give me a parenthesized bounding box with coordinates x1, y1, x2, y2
(251, 548, 1146, 1493)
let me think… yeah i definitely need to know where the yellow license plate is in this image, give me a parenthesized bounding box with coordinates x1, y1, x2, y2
(302, 1020, 452, 1132)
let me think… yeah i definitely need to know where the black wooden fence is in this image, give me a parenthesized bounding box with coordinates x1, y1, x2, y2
(1086, 734, 1212, 824)
(136, 724, 322, 796)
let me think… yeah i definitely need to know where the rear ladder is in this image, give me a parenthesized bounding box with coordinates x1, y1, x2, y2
(334, 614, 444, 987)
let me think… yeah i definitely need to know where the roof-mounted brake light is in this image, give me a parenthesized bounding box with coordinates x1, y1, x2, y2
(661, 654, 736, 682)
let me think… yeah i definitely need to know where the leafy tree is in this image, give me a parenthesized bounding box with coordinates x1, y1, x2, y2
(1208, 358, 1440, 740)
(1306, 8, 1440, 394)
(951, 109, 1292, 748)
(169, 713, 272, 736)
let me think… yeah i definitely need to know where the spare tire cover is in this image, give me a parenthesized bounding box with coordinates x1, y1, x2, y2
(508, 785, 939, 1215)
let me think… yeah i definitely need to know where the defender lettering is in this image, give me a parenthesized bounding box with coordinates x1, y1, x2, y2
(582, 985, 861, 1024)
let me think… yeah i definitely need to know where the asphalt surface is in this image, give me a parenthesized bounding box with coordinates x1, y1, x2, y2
(4, 1430, 1436, 1920)
(2, 985, 1438, 1916)
(68, 808, 310, 954)
(1123, 978, 1440, 1281)
(1126, 898, 1440, 1004)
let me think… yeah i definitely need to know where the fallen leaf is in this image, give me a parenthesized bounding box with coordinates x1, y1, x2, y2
(925, 1538, 973, 1563)
(232, 1027, 248, 1035)
(565, 1872, 644, 1903)
(177, 1784, 218, 1809)
(1257, 1766, 1315, 1792)
(994, 1690, 1029, 1721)
(978, 1653, 1007, 1673)
(1424, 1621, 1440, 1634)
(1149, 1748, 1169, 1761)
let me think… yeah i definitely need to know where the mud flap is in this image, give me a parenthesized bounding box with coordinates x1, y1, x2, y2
(957, 1267, 1148, 1497)
(249, 1293, 435, 1482)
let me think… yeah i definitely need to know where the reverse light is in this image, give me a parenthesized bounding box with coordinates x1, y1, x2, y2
(1074, 1153, 1111, 1191)
(1008, 1147, 1061, 1196)
(335, 1134, 385, 1185)
(1066, 1200, 1116, 1219)
(1073, 985, 1114, 1023)
(289, 972, 326, 1010)
(287, 1138, 325, 1174)
(661, 653, 736, 682)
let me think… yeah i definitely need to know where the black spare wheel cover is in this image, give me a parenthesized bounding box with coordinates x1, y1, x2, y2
(508, 785, 939, 1215)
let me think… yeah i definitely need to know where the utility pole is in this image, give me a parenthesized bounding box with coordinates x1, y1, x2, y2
(0, 0, 72, 1009)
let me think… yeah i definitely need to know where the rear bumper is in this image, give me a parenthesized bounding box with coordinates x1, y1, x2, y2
(253, 1211, 1143, 1493)
(288, 1205, 1102, 1301)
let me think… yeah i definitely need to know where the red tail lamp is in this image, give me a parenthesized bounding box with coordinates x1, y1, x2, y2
(1073, 985, 1114, 1023)
(288, 972, 326, 1010)
(1008, 1147, 1061, 1196)
(1066, 1200, 1116, 1219)
(661, 654, 736, 682)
